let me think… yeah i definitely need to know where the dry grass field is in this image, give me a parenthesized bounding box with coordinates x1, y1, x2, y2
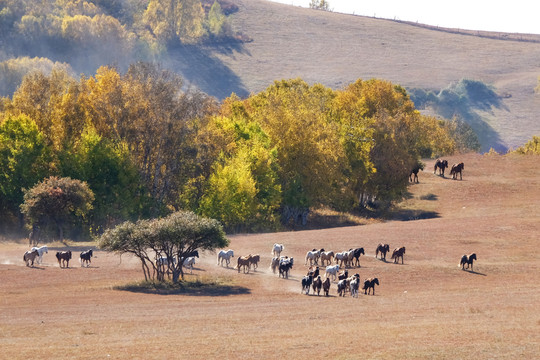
(178, 0, 540, 151)
(1, 153, 539, 359)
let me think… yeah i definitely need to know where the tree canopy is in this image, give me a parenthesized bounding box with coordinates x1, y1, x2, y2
(98, 210, 228, 282)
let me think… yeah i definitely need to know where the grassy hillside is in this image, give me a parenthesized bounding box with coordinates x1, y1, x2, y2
(183, 0, 540, 151)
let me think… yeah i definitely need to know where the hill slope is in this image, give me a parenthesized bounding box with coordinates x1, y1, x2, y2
(175, 0, 540, 151)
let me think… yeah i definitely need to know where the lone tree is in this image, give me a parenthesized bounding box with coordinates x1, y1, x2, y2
(98, 211, 229, 282)
(20, 176, 94, 244)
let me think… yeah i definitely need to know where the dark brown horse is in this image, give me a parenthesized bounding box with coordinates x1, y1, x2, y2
(376, 243, 390, 261)
(56, 250, 72, 268)
(362, 277, 379, 295)
(460, 253, 477, 271)
(391, 247, 406, 264)
(450, 162, 464, 180)
(409, 162, 424, 183)
(434, 159, 449, 177)
(23, 249, 39, 267)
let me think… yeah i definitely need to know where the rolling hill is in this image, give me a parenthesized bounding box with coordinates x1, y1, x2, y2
(171, 0, 540, 152)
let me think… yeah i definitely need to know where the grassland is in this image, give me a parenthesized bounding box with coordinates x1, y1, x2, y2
(1, 153, 539, 359)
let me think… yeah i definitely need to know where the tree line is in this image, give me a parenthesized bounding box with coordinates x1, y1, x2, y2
(1, 63, 471, 238)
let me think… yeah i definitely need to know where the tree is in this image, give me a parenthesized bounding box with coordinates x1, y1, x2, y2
(0, 114, 51, 228)
(309, 0, 331, 11)
(20, 176, 94, 242)
(98, 210, 229, 282)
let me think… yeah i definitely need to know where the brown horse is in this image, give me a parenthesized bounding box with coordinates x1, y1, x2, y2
(434, 159, 449, 177)
(376, 244, 390, 261)
(56, 250, 72, 268)
(450, 162, 464, 180)
(391, 247, 406, 264)
(248, 254, 260, 270)
(362, 277, 379, 295)
(23, 249, 39, 267)
(236, 255, 252, 273)
(460, 253, 477, 271)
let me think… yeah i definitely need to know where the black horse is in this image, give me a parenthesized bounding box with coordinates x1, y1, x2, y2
(56, 250, 72, 268)
(460, 253, 477, 271)
(362, 277, 380, 295)
(352, 247, 365, 267)
(434, 159, 449, 177)
(80, 249, 93, 267)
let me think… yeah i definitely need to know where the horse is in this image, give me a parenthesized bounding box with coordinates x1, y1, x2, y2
(186, 250, 199, 258)
(434, 159, 449, 177)
(217, 249, 234, 267)
(325, 264, 340, 281)
(349, 274, 361, 298)
(337, 279, 348, 297)
(409, 162, 424, 183)
(352, 248, 365, 267)
(23, 249, 39, 267)
(279, 257, 294, 279)
(272, 243, 284, 257)
(183, 256, 196, 274)
(322, 277, 331, 296)
(249, 254, 260, 270)
(376, 243, 390, 261)
(312, 275, 323, 296)
(460, 253, 477, 271)
(301, 274, 313, 295)
(320, 251, 334, 265)
(362, 277, 379, 295)
(334, 251, 349, 268)
(450, 162, 464, 180)
(80, 249, 93, 267)
(30, 245, 48, 265)
(56, 250, 72, 268)
(236, 255, 252, 274)
(391, 247, 406, 264)
(305, 248, 323, 266)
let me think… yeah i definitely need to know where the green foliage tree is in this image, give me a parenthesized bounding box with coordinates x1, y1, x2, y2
(20, 176, 94, 241)
(98, 210, 228, 282)
(59, 126, 142, 233)
(0, 114, 51, 228)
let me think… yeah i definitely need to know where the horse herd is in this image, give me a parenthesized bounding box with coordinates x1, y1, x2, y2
(214, 243, 417, 298)
(21, 243, 478, 297)
(410, 159, 465, 183)
(22, 246, 93, 268)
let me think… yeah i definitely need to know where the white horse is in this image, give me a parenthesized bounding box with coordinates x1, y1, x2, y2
(325, 264, 340, 281)
(31, 245, 48, 265)
(305, 249, 322, 266)
(217, 249, 234, 267)
(272, 243, 284, 257)
(183, 256, 196, 274)
(334, 251, 350, 268)
(157, 256, 177, 267)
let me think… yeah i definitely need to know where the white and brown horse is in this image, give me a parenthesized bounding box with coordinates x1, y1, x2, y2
(376, 243, 390, 261)
(450, 162, 464, 180)
(391, 247, 406, 264)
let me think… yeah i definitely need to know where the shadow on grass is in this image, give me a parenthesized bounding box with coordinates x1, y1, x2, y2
(462, 269, 487, 276)
(391, 209, 441, 221)
(115, 279, 251, 296)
